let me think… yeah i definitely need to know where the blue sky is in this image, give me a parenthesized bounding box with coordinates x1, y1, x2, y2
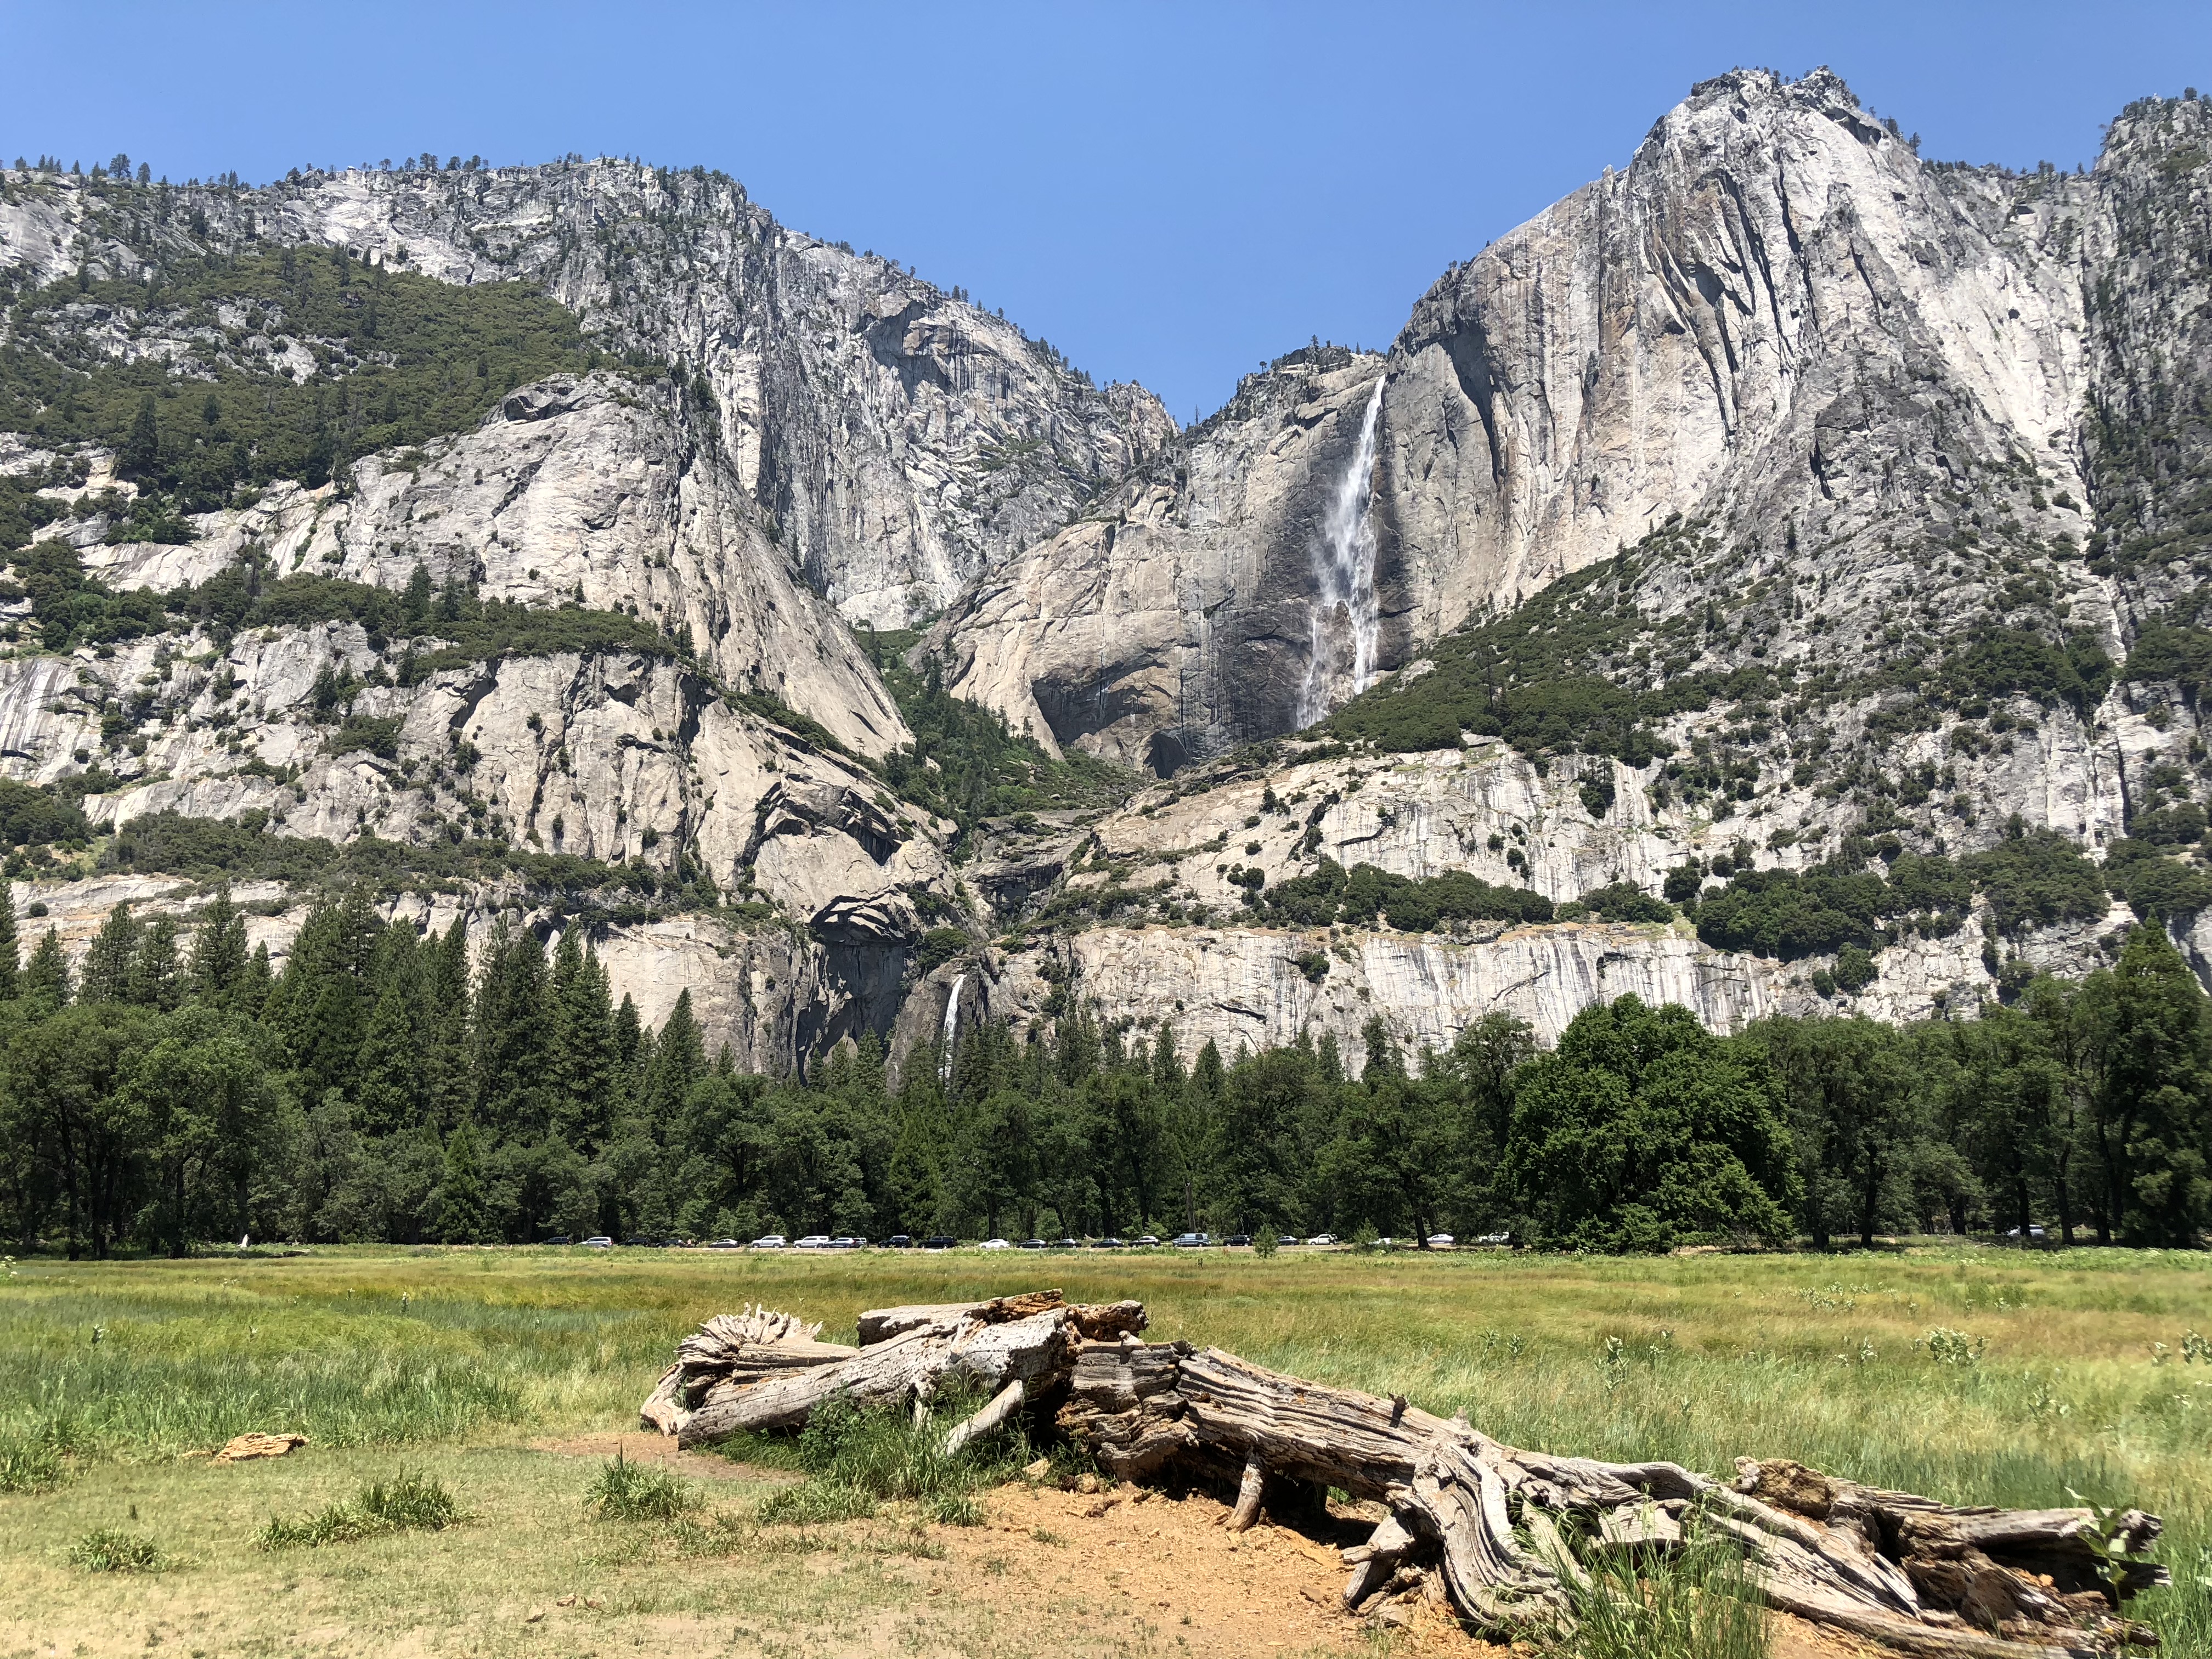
(4, 1, 2207, 422)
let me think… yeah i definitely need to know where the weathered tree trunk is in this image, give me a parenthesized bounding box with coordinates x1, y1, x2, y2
(640, 1291, 2164, 1658)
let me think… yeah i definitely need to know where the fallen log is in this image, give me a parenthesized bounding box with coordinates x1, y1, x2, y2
(639, 1290, 2166, 1657)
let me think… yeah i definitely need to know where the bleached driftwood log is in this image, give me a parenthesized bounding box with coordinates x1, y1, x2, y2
(640, 1291, 2168, 1657)
(647, 1290, 1144, 1449)
(1059, 1339, 2167, 1658)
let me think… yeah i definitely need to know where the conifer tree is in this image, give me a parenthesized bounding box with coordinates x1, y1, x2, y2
(357, 974, 424, 1137)
(236, 941, 274, 1018)
(0, 884, 19, 1000)
(435, 1120, 495, 1244)
(20, 926, 69, 1007)
(472, 919, 549, 1136)
(128, 917, 182, 1010)
(424, 918, 472, 1127)
(188, 884, 249, 1003)
(79, 904, 141, 1003)
(549, 931, 617, 1150)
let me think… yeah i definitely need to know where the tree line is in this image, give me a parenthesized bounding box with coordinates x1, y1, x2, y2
(1, 886, 2207, 1257)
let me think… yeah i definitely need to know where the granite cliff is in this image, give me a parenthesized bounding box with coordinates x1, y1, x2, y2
(5, 71, 2212, 1071)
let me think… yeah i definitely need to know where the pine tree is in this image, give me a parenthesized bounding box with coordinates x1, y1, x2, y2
(20, 926, 69, 1007)
(128, 918, 183, 1011)
(0, 883, 19, 1000)
(472, 919, 549, 1136)
(613, 992, 642, 1071)
(549, 932, 617, 1151)
(641, 990, 704, 1124)
(235, 941, 273, 1018)
(188, 884, 249, 1003)
(357, 974, 424, 1137)
(120, 393, 160, 478)
(435, 1120, 495, 1243)
(424, 918, 472, 1128)
(79, 904, 141, 1004)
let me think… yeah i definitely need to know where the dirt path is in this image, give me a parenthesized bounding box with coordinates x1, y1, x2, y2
(524, 1439, 1885, 1658)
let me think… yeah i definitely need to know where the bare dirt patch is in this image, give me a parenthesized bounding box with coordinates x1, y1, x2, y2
(942, 1481, 1478, 1655)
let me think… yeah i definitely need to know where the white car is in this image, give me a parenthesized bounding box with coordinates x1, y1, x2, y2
(1426, 1233, 1455, 1247)
(580, 1235, 613, 1249)
(794, 1235, 834, 1250)
(1306, 1233, 1336, 1246)
(704, 1238, 743, 1250)
(978, 1238, 1012, 1250)
(751, 1234, 788, 1249)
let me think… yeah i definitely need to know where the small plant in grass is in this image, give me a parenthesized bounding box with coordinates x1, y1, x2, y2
(1919, 1327, 1985, 1367)
(587, 1451, 698, 1522)
(0, 1431, 66, 1493)
(69, 1527, 166, 1572)
(758, 1386, 1028, 1528)
(256, 1470, 465, 1550)
(1550, 1521, 1768, 1659)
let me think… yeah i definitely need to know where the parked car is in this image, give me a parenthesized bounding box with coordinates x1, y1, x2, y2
(704, 1238, 744, 1250)
(794, 1235, 834, 1250)
(541, 1234, 572, 1246)
(2006, 1225, 2048, 1240)
(751, 1234, 788, 1249)
(922, 1235, 959, 1250)
(621, 1235, 675, 1247)
(831, 1237, 868, 1249)
(885, 1234, 914, 1249)
(1018, 1238, 1046, 1250)
(1277, 1234, 1300, 1246)
(1473, 1232, 1515, 1246)
(1425, 1233, 1455, 1247)
(580, 1235, 613, 1249)
(1093, 1236, 1124, 1249)
(1306, 1233, 1337, 1246)
(1052, 1238, 1081, 1249)
(1223, 1234, 1253, 1247)
(979, 1238, 1012, 1251)
(1134, 1234, 1161, 1246)
(1172, 1232, 1210, 1248)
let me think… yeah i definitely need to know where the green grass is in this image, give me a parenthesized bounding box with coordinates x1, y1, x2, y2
(68, 1525, 167, 1572)
(256, 1469, 466, 1549)
(586, 1451, 698, 1522)
(755, 1386, 1031, 1527)
(1, 1244, 2208, 1655)
(1549, 1520, 1768, 1659)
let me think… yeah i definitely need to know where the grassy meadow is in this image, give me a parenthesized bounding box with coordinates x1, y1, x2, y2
(4, 1243, 2211, 1656)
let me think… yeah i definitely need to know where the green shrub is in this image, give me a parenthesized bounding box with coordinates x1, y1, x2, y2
(1579, 883, 1674, 924)
(586, 1451, 698, 1522)
(758, 1387, 1027, 1528)
(913, 928, 971, 975)
(1549, 1520, 1768, 1659)
(69, 1527, 166, 1573)
(1961, 828, 2108, 933)
(256, 1470, 465, 1550)
(1256, 858, 1553, 932)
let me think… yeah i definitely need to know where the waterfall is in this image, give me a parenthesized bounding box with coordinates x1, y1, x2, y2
(1297, 377, 1386, 726)
(938, 973, 965, 1082)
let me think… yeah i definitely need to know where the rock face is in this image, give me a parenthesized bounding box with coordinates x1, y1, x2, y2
(7, 75, 2212, 1075)
(1, 161, 1175, 627)
(934, 352, 1394, 772)
(935, 69, 2104, 769)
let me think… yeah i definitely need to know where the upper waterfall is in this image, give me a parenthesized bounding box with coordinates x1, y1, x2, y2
(939, 973, 966, 1082)
(1297, 376, 1386, 726)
